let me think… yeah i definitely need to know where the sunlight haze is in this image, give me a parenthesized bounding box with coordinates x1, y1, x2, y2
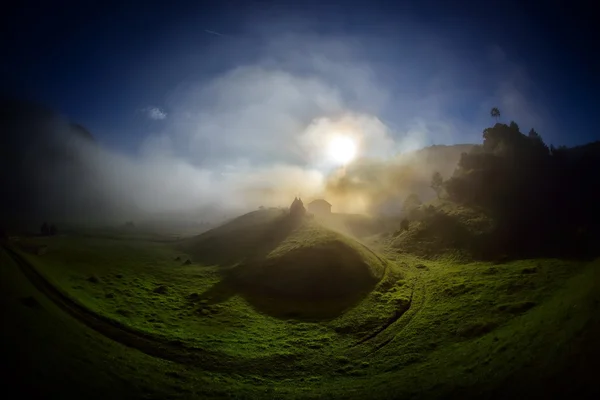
(328, 134, 358, 165)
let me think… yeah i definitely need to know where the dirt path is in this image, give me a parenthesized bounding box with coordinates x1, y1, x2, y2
(2, 244, 335, 377)
(370, 274, 428, 354)
(0, 246, 155, 398)
(353, 268, 427, 350)
(2, 244, 298, 374)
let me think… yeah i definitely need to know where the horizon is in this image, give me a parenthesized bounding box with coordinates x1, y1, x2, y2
(2, 0, 599, 221)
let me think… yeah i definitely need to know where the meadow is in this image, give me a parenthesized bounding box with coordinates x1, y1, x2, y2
(5, 212, 599, 399)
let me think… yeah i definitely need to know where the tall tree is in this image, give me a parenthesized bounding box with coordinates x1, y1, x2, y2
(490, 107, 501, 123)
(528, 128, 541, 140)
(431, 171, 444, 199)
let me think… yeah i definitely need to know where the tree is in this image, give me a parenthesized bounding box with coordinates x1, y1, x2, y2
(528, 128, 541, 140)
(400, 218, 410, 231)
(528, 128, 549, 155)
(40, 222, 49, 236)
(431, 171, 444, 199)
(490, 107, 501, 123)
(289, 197, 306, 218)
(49, 224, 57, 236)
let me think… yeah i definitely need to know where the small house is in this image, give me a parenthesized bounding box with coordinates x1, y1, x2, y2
(308, 199, 332, 216)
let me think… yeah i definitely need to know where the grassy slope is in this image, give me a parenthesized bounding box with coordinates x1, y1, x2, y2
(182, 209, 385, 270)
(6, 220, 600, 398)
(182, 208, 287, 266)
(0, 246, 253, 400)
(387, 200, 495, 259)
(235, 216, 387, 296)
(181, 210, 388, 318)
(14, 229, 399, 361)
(315, 256, 600, 399)
(264, 217, 385, 277)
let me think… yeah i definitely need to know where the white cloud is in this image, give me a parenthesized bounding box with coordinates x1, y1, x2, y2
(25, 25, 553, 222)
(142, 106, 167, 120)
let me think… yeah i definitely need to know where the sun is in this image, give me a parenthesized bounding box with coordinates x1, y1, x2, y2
(327, 135, 357, 164)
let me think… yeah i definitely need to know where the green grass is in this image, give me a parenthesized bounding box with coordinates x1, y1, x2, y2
(15, 228, 400, 361)
(0, 246, 255, 400)
(383, 200, 496, 260)
(181, 210, 389, 318)
(5, 212, 600, 398)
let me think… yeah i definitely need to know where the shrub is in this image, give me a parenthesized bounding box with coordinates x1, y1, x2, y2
(40, 222, 49, 236)
(400, 218, 410, 231)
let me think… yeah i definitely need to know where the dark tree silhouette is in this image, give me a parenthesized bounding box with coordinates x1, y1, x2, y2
(49, 224, 57, 236)
(289, 197, 306, 219)
(431, 171, 444, 199)
(443, 121, 600, 259)
(528, 128, 541, 140)
(40, 222, 49, 236)
(400, 218, 410, 231)
(490, 107, 501, 123)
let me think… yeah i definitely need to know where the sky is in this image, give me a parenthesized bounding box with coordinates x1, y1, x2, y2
(1, 0, 599, 219)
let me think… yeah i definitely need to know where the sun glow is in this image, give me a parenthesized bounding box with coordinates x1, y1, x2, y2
(327, 134, 357, 165)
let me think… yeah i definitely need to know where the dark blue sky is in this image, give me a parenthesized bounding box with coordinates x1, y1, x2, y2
(2, 0, 598, 156)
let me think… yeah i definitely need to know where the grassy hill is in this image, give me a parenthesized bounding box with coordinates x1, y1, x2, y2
(181, 209, 388, 318)
(386, 200, 496, 260)
(3, 200, 600, 399)
(4, 232, 600, 399)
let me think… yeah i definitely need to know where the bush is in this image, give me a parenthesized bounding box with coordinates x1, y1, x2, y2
(289, 197, 306, 219)
(400, 218, 409, 231)
(40, 222, 49, 236)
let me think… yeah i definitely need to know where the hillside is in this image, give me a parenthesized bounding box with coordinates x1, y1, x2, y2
(181, 209, 388, 316)
(6, 231, 600, 399)
(325, 143, 475, 215)
(386, 200, 496, 259)
(0, 99, 117, 227)
(396, 143, 475, 177)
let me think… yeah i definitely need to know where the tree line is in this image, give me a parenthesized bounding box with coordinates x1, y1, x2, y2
(423, 108, 600, 259)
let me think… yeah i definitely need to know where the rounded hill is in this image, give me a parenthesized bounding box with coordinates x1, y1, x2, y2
(182, 209, 387, 311)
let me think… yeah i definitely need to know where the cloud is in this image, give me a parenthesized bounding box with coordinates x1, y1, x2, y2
(2, 19, 552, 223)
(129, 36, 550, 216)
(141, 106, 167, 120)
(205, 29, 225, 37)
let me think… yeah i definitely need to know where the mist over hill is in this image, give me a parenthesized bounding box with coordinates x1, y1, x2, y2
(0, 99, 476, 228)
(326, 144, 474, 215)
(392, 122, 600, 260)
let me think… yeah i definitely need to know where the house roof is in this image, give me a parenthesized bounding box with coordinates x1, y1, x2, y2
(308, 199, 332, 207)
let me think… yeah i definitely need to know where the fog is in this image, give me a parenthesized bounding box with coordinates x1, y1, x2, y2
(0, 19, 552, 226)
